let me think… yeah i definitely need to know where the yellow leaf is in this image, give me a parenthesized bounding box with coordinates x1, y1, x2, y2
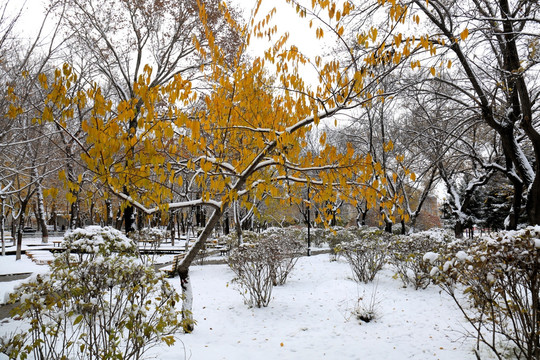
(460, 28, 469, 41)
(430, 67, 436, 76)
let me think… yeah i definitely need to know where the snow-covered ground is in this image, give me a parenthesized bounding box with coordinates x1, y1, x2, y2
(150, 255, 483, 360)
(1, 249, 491, 359)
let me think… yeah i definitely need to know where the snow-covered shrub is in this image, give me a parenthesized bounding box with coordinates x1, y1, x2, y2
(228, 242, 274, 308)
(304, 227, 328, 247)
(130, 227, 169, 264)
(1, 226, 184, 359)
(431, 226, 540, 359)
(130, 227, 167, 245)
(262, 227, 304, 285)
(228, 229, 304, 307)
(326, 227, 356, 260)
(218, 230, 258, 249)
(62, 225, 138, 263)
(338, 228, 390, 283)
(388, 229, 451, 290)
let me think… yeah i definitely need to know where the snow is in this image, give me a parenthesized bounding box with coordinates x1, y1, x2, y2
(155, 255, 480, 359)
(0, 253, 491, 359)
(423, 251, 439, 264)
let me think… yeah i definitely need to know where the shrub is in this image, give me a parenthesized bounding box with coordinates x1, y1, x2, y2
(262, 227, 304, 285)
(388, 229, 451, 290)
(326, 227, 355, 260)
(1, 226, 184, 360)
(130, 227, 168, 245)
(227, 229, 304, 307)
(430, 226, 540, 359)
(228, 242, 274, 308)
(130, 227, 168, 264)
(338, 228, 390, 283)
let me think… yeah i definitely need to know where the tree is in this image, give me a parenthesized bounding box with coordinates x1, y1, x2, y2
(32, 0, 400, 331)
(380, 0, 540, 225)
(51, 0, 244, 232)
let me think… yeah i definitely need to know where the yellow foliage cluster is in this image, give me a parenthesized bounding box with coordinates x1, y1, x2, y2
(27, 0, 417, 226)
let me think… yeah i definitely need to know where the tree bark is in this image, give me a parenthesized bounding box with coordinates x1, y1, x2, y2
(177, 207, 223, 333)
(36, 184, 48, 244)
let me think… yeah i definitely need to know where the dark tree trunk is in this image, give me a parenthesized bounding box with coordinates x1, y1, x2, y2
(69, 200, 79, 229)
(124, 205, 135, 233)
(526, 174, 540, 225)
(223, 211, 230, 235)
(16, 199, 29, 260)
(169, 212, 175, 246)
(115, 209, 123, 230)
(454, 220, 464, 239)
(507, 181, 523, 230)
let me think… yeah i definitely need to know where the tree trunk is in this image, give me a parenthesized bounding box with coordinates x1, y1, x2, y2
(105, 199, 112, 226)
(233, 201, 242, 245)
(223, 211, 230, 235)
(115, 209, 123, 230)
(124, 204, 135, 233)
(70, 200, 79, 229)
(169, 212, 175, 246)
(506, 181, 523, 230)
(16, 200, 28, 261)
(384, 220, 392, 233)
(454, 220, 464, 239)
(526, 174, 540, 225)
(177, 207, 223, 333)
(52, 205, 58, 232)
(36, 184, 48, 244)
(179, 268, 194, 332)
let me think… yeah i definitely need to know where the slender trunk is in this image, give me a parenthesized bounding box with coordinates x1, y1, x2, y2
(223, 211, 230, 235)
(52, 205, 58, 232)
(1, 197, 5, 257)
(89, 201, 95, 225)
(179, 268, 194, 332)
(105, 199, 112, 226)
(16, 201, 28, 261)
(115, 209, 123, 230)
(233, 201, 242, 245)
(170, 212, 175, 246)
(177, 207, 223, 333)
(36, 183, 48, 244)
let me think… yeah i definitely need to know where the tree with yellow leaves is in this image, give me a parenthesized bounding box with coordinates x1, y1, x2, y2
(34, 0, 406, 331)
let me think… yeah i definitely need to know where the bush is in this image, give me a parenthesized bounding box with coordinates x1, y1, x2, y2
(262, 228, 304, 285)
(227, 229, 304, 307)
(130, 227, 168, 245)
(338, 228, 390, 283)
(388, 229, 451, 290)
(1, 226, 185, 360)
(129, 227, 168, 264)
(430, 226, 540, 359)
(228, 242, 274, 308)
(326, 227, 355, 260)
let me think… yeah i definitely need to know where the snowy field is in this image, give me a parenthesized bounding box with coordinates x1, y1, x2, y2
(1, 246, 493, 359)
(150, 255, 486, 360)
